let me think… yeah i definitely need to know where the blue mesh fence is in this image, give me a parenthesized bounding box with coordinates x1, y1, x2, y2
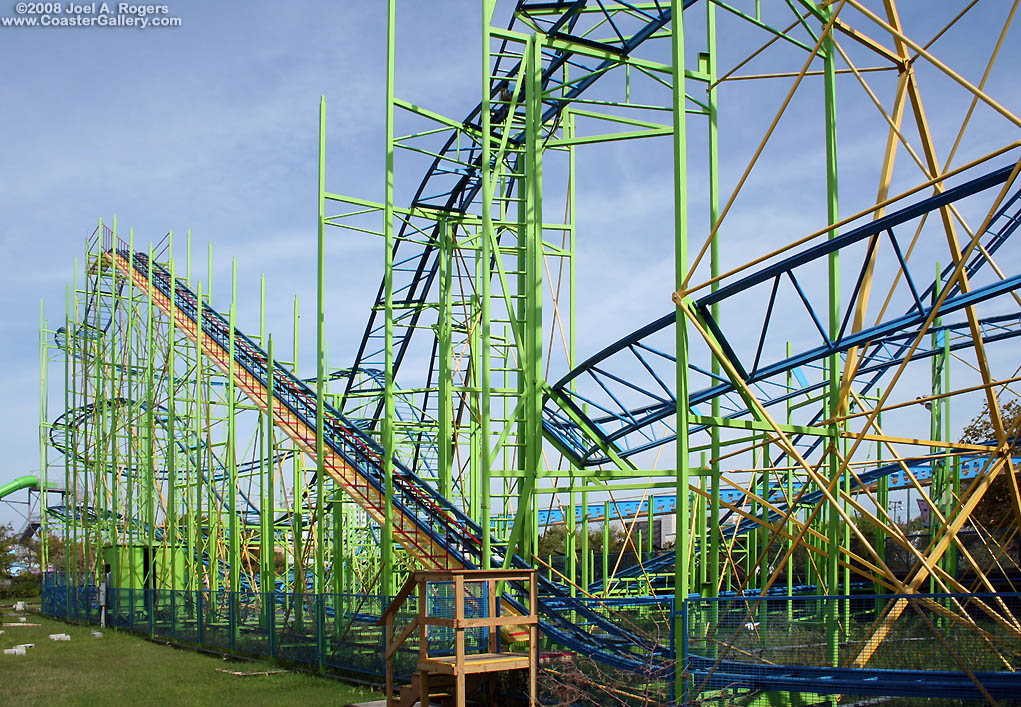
(40, 574, 510, 685)
(682, 592, 1021, 704)
(42, 576, 391, 682)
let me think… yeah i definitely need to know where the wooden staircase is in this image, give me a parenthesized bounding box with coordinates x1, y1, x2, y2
(380, 569, 538, 707)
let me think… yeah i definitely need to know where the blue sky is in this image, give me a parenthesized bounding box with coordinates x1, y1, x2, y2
(1, 1, 1019, 527)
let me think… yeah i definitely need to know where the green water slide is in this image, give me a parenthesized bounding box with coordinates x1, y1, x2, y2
(0, 475, 60, 500)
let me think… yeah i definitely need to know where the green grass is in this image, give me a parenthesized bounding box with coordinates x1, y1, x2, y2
(0, 603, 381, 706)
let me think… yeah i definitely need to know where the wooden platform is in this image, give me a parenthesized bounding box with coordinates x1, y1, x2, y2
(419, 651, 531, 676)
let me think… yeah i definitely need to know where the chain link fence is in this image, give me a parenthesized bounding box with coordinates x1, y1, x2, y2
(682, 592, 1021, 705)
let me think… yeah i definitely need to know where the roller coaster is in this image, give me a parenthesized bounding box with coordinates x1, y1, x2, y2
(36, 1, 1021, 704)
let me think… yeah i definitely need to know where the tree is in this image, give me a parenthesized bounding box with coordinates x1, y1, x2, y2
(536, 522, 628, 557)
(0, 523, 41, 599)
(0, 523, 16, 585)
(959, 398, 1021, 531)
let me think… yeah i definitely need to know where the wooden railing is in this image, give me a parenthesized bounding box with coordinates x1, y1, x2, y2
(379, 569, 538, 707)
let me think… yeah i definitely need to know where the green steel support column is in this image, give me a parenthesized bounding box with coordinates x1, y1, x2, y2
(531, 34, 544, 566)
(71, 255, 80, 586)
(124, 228, 136, 567)
(705, 0, 722, 612)
(761, 443, 770, 595)
(228, 259, 240, 650)
(696, 468, 706, 590)
(646, 495, 654, 559)
(580, 484, 589, 590)
(316, 96, 328, 667)
(332, 496, 343, 598)
(263, 335, 276, 628)
(184, 231, 196, 591)
(945, 334, 956, 579)
(207, 243, 220, 595)
(510, 32, 545, 567)
(670, 0, 691, 691)
(520, 33, 544, 565)
(169, 240, 178, 591)
(822, 13, 841, 684)
(87, 222, 101, 567)
(382, 1, 396, 592)
(106, 224, 120, 564)
(438, 217, 453, 500)
(194, 281, 205, 591)
(62, 280, 71, 594)
(567, 489, 576, 595)
(748, 449, 758, 582)
(567, 70, 580, 592)
(287, 292, 298, 608)
(145, 241, 156, 572)
(39, 301, 48, 573)
(469, 300, 481, 523)
(602, 500, 610, 596)
(90, 222, 102, 568)
(315, 96, 327, 594)
(259, 276, 268, 602)
(86, 227, 98, 578)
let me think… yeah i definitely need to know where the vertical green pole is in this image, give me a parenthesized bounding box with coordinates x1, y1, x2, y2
(382, 0, 397, 594)
(146, 240, 156, 584)
(207, 242, 219, 596)
(568, 488, 577, 596)
(529, 34, 544, 565)
(316, 96, 328, 667)
(228, 259, 240, 651)
(602, 501, 610, 597)
(290, 293, 302, 616)
(438, 217, 453, 500)
(670, 0, 691, 692)
(503, 32, 545, 567)
(259, 276, 268, 623)
(534, 32, 546, 563)
(86, 226, 98, 584)
(705, 0, 721, 613)
(194, 281, 204, 592)
(168, 239, 179, 642)
(696, 464, 706, 591)
(762, 442, 770, 596)
(265, 334, 276, 652)
(39, 300, 49, 574)
(580, 487, 589, 591)
(63, 280, 72, 587)
(185, 226, 193, 593)
(822, 12, 841, 684)
(332, 495, 343, 597)
(748, 446, 758, 582)
(71, 255, 79, 589)
(646, 496, 654, 560)
(566, 62, 580, 590)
